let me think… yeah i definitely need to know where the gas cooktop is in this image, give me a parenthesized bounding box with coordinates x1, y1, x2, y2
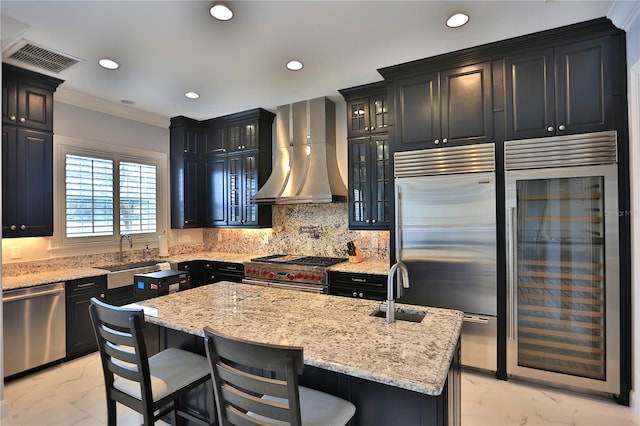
(250, 254, 347, 267)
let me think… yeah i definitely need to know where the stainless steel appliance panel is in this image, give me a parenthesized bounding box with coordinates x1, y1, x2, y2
(396, 172, 497, 316)
(3, 282, 66, 377)
(461, 315, 497, 372)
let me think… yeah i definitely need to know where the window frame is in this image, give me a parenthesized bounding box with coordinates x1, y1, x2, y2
(53, 136, 166, 255)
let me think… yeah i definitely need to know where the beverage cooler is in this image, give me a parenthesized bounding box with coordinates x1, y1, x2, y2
(505, 131, 620, 396)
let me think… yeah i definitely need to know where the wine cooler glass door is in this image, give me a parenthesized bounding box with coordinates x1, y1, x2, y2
(506, 164, 619, 395)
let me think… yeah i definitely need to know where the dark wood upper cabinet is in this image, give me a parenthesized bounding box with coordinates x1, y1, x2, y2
(170, 108, 274, 229)
(391, 62, 493, 150)
(344, 92, 389, 138)
(170, 116, 204, 228)
(2, 64, 61, 132)
(347, 134, 390, 230)
(340, 82, 391, 230)
(2, 64, 62, 238)
(2, 127, 55, 237)
(205, 155, 227, 227)
(505, 36, 616, 140)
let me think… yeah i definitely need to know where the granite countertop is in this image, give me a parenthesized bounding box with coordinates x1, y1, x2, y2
(2, 268, 109, 291)
(134, 282, 463, 396)
(1, 252, 390, 291)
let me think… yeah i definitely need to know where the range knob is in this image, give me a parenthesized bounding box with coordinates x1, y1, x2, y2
(296, 273, 303, 278)
(268, 272, 275, 279)
(262, 270, 268, 276)
(287, 274, 295, 280)
(303, 273, 309, 279)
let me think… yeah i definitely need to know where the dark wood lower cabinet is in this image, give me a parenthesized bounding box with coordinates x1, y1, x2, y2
(149, 326, 461, 426)
(65, 276, 107, 360)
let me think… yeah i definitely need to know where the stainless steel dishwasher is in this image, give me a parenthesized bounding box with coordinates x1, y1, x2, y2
(3, 282, 66, 377)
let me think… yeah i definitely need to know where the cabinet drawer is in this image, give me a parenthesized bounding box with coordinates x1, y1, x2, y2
(66, 275, 107, 295)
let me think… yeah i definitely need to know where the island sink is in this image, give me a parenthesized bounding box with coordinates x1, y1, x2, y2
(370, 307, 426, 323)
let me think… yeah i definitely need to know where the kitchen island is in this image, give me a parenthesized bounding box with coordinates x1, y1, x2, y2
(134, 282, 463, 425)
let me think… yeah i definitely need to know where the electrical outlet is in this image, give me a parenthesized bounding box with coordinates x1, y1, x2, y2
(218, 233, 223, 242)
(10, 246, 21, 259)
(262, 234, 269, 245)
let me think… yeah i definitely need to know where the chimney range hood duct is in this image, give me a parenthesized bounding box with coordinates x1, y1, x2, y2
(252, 97, 347, 204)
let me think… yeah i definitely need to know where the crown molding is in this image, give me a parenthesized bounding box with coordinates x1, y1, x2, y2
(608, 0, 640, 31)
(54, 86, 170, 128)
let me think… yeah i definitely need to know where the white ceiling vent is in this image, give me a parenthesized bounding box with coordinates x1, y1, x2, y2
(2, 39, 84, 74)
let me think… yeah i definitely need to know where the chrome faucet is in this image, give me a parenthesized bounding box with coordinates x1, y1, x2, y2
(119, 234, 133, 263)
(386, 262, 410, 324)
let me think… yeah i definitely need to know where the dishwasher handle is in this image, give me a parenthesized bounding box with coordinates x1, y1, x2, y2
(3, 286, 65, 303)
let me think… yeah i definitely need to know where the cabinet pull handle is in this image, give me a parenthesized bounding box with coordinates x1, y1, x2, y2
(77, 282, 96, 289)
(547, 126, 554, 132)
(19, 117, 26, 123)
(434, 139, 440, 145)
(558, 124, 566, 131)
(371, 219, 377, 224)
(365, 219, 370, 223)
(352, 278, 367, 283)
(9, 115, 16, 121)
(20, 224, 26, 230)
(10, 225, 16, 231)
(442, 138, 448, 144)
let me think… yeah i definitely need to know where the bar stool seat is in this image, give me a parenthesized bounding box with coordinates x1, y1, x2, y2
(113, 347, 210, 401)
(203, 326, 355, 426)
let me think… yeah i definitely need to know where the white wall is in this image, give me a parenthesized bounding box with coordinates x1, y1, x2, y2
(618, 1, 640, 419)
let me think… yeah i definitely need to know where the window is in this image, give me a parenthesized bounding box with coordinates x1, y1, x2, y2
(63, 152, 159, 239)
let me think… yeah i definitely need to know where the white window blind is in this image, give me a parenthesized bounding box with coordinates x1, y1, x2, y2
(64, 154, 158, 238)
(65, 154, 114, 237)
(120, 161, 157, 234)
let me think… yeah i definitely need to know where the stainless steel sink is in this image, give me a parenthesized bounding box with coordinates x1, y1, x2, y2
(370, 307, 427, 323)
(100, 260, 161, 289)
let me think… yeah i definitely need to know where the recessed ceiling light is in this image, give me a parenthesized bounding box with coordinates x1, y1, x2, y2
(185, 91, 200, 99)
(446, 13, 469, 28)
(210, 2, 233, 21)
(98, 58, 119, 70)
(286, 60, 304, 71)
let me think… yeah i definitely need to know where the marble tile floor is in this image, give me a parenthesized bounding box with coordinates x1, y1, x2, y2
(2, 352, 638, 426)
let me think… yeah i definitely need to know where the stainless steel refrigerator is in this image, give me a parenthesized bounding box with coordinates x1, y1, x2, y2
(394, 143, 497, 372)
(505, 131, 620, 396)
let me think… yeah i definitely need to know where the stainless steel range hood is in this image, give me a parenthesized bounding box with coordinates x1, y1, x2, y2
(252, 97, 347, 204)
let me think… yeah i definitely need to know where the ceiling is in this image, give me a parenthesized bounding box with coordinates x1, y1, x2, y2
(0, 1, 617, 125)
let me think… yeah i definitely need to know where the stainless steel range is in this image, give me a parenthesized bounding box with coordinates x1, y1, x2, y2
(243, 255, 347, 293)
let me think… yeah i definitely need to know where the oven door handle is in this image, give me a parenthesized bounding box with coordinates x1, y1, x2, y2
(242, 278, 270, 287)
(270, 282, 325, 293)
(242, 278, 326, 294)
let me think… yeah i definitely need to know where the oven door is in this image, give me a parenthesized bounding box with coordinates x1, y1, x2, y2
(242, 278, 327, 294)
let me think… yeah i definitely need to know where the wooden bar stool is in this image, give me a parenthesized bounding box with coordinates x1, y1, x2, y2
(89, 298, 213, 426)
(203, 326, 356, 426)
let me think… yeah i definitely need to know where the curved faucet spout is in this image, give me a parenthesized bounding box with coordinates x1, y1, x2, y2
(119, 234, 133, 263)
(386, 261, 410, 324)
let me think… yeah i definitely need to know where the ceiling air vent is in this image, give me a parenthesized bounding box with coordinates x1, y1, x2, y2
(2, 39, 84, 74)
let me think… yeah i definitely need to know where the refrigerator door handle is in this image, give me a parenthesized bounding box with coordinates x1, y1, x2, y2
(507, 206, 517, 341)
(394, 181, 401, 262)
(463, 314, 490, 324)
